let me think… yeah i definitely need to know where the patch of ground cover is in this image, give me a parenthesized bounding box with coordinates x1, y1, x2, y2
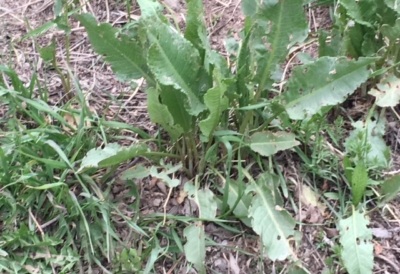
(1, 0, 400, 273)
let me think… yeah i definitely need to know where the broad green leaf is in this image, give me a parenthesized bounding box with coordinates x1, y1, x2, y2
(344, 23, 366, 58)
(340, 0, 376, 27)
(343, 156, 353, 183)
(361, 29, 382, 57)
(54, 0, 63, 16)
(381, 19, 400, 41)
(377, 1, 398, 25)
(0, 249, 7, 257)
(351, 164, 368, 206)
(380, 175, 400, 204)
(288, 264, 311, 274)
(339, 209, 373, 274)
(257, 172, 284, 205)
(159, 85, 193, 133)
(250, 131, 300, 157)
(184, 223, 206, 274)
(38, 41, 56, 62)
(184, 0, 207, 57)
(226, 180, 252, 227)
(241, 0, 258, 16)
(284, 57, 376, 120)
(120, 164, 150, 180)
(253, 0, 308, 92)
(248, 183, 296, 261)
(369, 74, 400, 107)
(146, 21, 206, 116)
(236, 27, 253, 107)
(185, 182, 218, 219)
(76, 13, 152, 83)
(78, 143, 148, 172)
(199, 71, 229, 140)
(185, 0, 229, 77)
(147, 87, 183, 140)
(318, 29, 342, 57)
(149, 166, 180, 188)
(143, 237, 163, 274)
(344, 120, 390, 169)
(384, 0, 400, 14)
(137, 0, 164, 17)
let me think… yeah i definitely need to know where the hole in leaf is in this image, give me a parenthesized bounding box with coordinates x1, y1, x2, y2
(277, 235, 281, 240)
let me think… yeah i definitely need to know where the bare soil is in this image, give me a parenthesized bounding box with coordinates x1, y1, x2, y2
(1, 0, 400, 273)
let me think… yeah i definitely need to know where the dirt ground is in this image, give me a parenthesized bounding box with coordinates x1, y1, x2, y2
(1, 0, 400, 273)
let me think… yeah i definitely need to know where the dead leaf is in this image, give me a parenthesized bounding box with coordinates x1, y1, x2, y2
(176, 189, 188, 204)
(63, 112, 78, 131)
(156, 181, 167, 194)
(372, 227, 392, 239)
(149, 177, 159, 189)
(307, 206, 323, 223)
(228, 252, 240, 274)
(299, 184, 326, 213)
(298, 185, 327, 223)
(323, 227, 339, 238)
(374, 241, 383, 255)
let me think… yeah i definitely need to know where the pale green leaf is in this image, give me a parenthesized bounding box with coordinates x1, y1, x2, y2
(78, 143, 148, 172)
(250, 131, 300, 157)
(344, 120, 390, 169)
(339, 209, 373, 274)
(76, 13, 152, 82)
(288, 264, 311, 274)
(380, 175, 400, 204)
(149, 166, 180, 188)
(184, 223, 206, 274)
(137, 0, 164, 18)
(185, 182, 217, 219)
(369, 74, 400, 107)
(26, 182, 67, 190)
(158, 85, 194, 133)
(384, 0, 400, 14)
(236, 28, 252, 107)
(343, 156, 354, 183)
(284, 57, 376, 120)
(249, 183, 296, 261)
(120, 164, 150, 180)
(381, 19, 400, 41)
(226, 180, 252, 227)
(253, 0, 308, 92)
(241, 0, 257, 16)
(340, 0, 376, 27)
(0, 249, 7, 257)
(147, 87, 183, 140)
(199, 72, 229, 139)
(146, 21, 206, 116)
(351, 164, 368, 206)
(184, 0, 208, 56)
